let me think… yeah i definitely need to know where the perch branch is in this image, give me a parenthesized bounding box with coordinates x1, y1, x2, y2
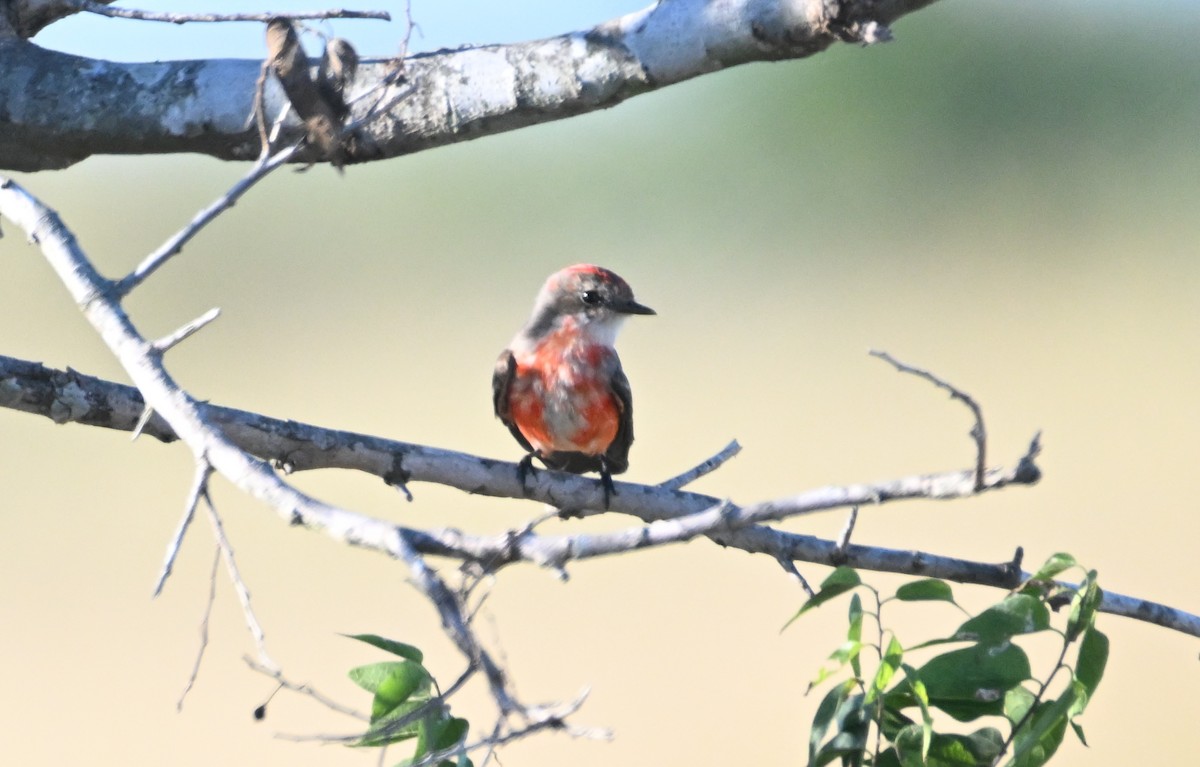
(0, 350, 1194, 638)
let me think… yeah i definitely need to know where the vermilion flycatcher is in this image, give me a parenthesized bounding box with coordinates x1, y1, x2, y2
(493, 264, 655, 505)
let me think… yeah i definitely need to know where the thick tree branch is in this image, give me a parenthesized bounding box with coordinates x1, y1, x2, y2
(2, 351, 1197, 639)
(0, 352, 1033, 521)
(0, 0, 940, 170)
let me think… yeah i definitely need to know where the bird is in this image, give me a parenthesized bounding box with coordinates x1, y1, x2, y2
(493, 264, 654, 507)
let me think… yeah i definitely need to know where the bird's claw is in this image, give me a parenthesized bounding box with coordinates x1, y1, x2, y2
(516, 453, 538, 497)
(599, 458, 617, 510)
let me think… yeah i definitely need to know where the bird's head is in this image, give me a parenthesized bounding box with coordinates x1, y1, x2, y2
(523, 264, 655, 346)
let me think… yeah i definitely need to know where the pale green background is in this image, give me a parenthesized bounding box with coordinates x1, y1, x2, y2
(2, 1, 1198, 765)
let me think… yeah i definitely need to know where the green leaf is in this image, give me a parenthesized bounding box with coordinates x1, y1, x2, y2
(847, 594, 864, 641)
(848, 594, 864, 678)
(785, 567, 862, 629)
(1075, 628, 1108, 699)
(1030, 553, 1077, 582)
(411, 713, 470, 767)
(1070, 720, 1089, 747)
(876, 748, 903, 767)
(814, 708, 871, 767)
(901, 664, 933, 761)
(953, 594, 1050, 644)
(342, 633, 425, 663)
(352, 699, 429, 747)
(808, 679, 856, 766)
(349, 660, 403, 694)
(348, 660, 431, 722)
(894, 727, 1005, 766)
(809, 640, 865, 689)
(1009, 680, 1086, 767)
(430, 716, 470, 755)
(916, 729, 1005, 766)
(878, 693, 918, 742)
(918, 643, 1031, 721)
(867, 635, 904, 705)
(892, 723, 928, 767)
(895, 579, 956, 604)
(1004, 685, 1036, 727)
(1066, 572, 1102, 641)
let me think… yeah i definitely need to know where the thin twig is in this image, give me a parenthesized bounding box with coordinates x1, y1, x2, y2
(130, 404, 155, 442)
(153, 460, 212, 596)
(245, 657, 370, 721)
(178, 545, 221, 710)
(397, 0, 420, 60)
(114, 143, 300, 297)
(151, 307, 221, 353)
(402, 689, 606, 767)
(775, 555, 815, 597)
(658, 439, 741, 491)
(204, 488, 277, 671)
(274, 664, 478, 743)
(869, 349, 988, 491)
(835, 506, 859, 556)
(79, 2, 390, 24)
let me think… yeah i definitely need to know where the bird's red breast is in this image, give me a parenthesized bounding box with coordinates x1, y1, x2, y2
(506, 320, 621, 457)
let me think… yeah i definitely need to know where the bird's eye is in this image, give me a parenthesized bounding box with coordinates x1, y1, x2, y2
(580, 290, 602, 305)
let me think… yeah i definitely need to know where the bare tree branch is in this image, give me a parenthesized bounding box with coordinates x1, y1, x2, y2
(77, 2, 390, 24)
(203, 484, 276, 671)
(1, 350, 1195, 639)
(152, 459, 212, 596)
(871, 349, 988, 491)
(176, 544, 221, 711)
(0, 0, 941, 170)
(659, 439, 741, 491)
(245, 656, 370, 723)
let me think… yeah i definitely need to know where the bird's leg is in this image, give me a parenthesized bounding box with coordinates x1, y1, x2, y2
(599, 457, 617, 510)
(516, 453, 538, 497)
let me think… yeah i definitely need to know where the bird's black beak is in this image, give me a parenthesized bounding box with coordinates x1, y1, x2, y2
(617, 299, 656, 316)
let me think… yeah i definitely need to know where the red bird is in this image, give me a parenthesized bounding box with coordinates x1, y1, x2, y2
(493, 264, 654, 505)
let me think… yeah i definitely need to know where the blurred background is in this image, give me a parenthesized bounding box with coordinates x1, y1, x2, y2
(2, 0, 1197, 764)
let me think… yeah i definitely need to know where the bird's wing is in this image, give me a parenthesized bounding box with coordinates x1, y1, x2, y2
(603, 357, 634, 475)
(492, 349, 534, 454)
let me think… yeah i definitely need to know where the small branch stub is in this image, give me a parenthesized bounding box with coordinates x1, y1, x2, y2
(870, 349, 988, 491)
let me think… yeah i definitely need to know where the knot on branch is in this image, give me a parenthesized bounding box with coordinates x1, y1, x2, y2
(383, 453, 414, 501)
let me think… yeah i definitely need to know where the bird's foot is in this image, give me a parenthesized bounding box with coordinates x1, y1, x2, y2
(599, 458, 617, 510)
(516, 453, 538, 497)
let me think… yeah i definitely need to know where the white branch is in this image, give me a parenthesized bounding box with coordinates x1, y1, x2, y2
(0, 0, 940, 170)
(0, 175, 523, 715)
(3, 349, 1197, 639)
(152, 459, 211, 596)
